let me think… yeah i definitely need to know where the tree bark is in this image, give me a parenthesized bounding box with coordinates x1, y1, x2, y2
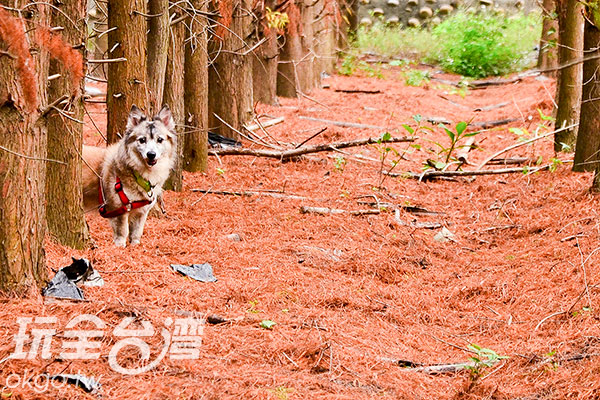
(208, 0, 255, 139)
(554, 0, 583, 152)
(45, 0, 90, 249)
(107, 0, 149, 143)
(277, 0, 319, 98)
(183, 0, 209, 172)
(252, 0, 279, 105)
(0, 2, 49, 293)
(537, 0, 559, 76)
(573, 18, 600, 174)
(313, 0, 336, 77)
(147, 0, 170, 113)
(164, 12, 185, 190)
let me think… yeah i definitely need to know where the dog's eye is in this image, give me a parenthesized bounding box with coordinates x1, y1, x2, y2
(157, 137, 164, 144)
(138, 137, 146, 144)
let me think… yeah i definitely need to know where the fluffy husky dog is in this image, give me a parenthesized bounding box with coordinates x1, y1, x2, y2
(82, 105, 176, 247)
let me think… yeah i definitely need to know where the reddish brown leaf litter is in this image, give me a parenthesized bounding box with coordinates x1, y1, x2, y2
(3, 67, 600, 399)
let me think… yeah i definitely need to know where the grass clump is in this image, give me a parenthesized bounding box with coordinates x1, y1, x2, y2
(351, 24, 437, 61)
(431, 11, 541, 78)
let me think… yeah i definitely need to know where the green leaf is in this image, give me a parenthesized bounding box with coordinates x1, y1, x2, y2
(381, 132, 392, 141)
(413, 114, 422, 123)
(443, 127, 455, 142)
(455, 121, 468, 135)
(402, 124, 414, 134)
(260, 320, 277, 330)
(435, 161, 446, 170)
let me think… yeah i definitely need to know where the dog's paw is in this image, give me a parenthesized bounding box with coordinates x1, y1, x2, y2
(130, 239, 140, 246)
(114, 237, 127, 248)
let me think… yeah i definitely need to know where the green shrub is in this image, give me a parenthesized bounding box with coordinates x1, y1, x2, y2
(351, 23, 437, 61)
(431, 11, 541, 78)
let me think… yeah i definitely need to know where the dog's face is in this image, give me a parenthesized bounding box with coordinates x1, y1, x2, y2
(124, 105, 176, 169)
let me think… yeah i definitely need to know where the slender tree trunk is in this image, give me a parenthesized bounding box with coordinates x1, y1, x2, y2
(164, 14, 186, 190)
(183, 0, 209, 172)
(208, 0, 255, 139)
(538, 0, 559, 76)
(45, 0, 90, 249)
(277, 0, 319, 98)
(313, 0, 336, 77)
(573, 18, 600, 176)
(147, 0, 169, 113)
(107, 0, 149, 143)
(0, 2, 49, 293)
(252, 0, 279, 105)
(554, 0, 583, 152)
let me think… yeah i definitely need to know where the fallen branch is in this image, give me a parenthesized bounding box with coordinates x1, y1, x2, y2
(388, 164, 552, 180)
(383, 358, 497, 375)
(426, 116, 517, 129)
(298, 116, 387, 130)
(191, 188, 307, 200)
(477, 123, 577, 170)
(209, 135, 414, 160)
(432, 76, 521, 89)
(487, 157, 533, 165)
(300, 206, 380, 216)
(474, 101, 510, 112)
(243, 116, 285, 132)
(334, 88, 381, 94)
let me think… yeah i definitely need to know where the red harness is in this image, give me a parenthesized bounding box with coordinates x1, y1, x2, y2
(98, 176, 151, 218)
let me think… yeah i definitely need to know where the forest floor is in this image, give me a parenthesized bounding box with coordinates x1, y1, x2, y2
(2, 65, 600, 399)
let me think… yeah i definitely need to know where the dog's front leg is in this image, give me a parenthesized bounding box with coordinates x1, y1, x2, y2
(110, 214, 129, 247)
(128, 208, 149, 245)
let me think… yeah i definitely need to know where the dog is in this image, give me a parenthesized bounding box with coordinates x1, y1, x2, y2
(82, 104, 177, 247)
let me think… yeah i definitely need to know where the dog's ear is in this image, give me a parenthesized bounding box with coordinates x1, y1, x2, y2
(155, 104, 175, 132)
(126, 105, 147, 131)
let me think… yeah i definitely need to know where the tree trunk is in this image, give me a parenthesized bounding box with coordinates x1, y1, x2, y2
(573, 18, 600, 175)
(147, 0, 169, 113)
(252, 0, 279, 105)
(183, 0, 209, 172)
(208, 0, 255, 139)
(554, 0, 583, 152)
(537, 0, 559, 76)
(0, 3, 49, 293)
(277, 0, 318, 98)
(313, 0, 337, 77)
(164, 13, 186, 190)
(107, 0, 149, 143)
(45, 0, 90, 249)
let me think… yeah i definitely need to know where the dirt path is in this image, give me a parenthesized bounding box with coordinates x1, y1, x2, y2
(2, 67, 599, 399)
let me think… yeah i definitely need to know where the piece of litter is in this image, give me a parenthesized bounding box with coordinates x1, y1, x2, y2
(170, 263, 217, 282)
(48, 374, 101, 393)
(42, 271, 85, 300)
(225, 233, 241, 242)
(433, 227, 457, 243)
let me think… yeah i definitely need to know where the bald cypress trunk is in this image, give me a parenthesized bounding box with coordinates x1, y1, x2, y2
(147, 0, 169, 113)
(0, 2, 49, 293)
(107, 0, 149, 143)
(45, 0, 90, 249)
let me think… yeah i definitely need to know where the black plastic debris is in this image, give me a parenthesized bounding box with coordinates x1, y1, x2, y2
(48, 373, 101, 393)
(42, 270, 85, 301)
(42, 258, 104, 300)
(208, 131, 242, 149)
(170, 263, 217, 282)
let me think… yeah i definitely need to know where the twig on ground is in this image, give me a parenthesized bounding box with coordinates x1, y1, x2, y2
(295, 127, 327, 149)
(477, 124, 577, 170)
(298, 116, 387, 130)
(210, 136, 414, 160)
(388, 164, 553, 180)
(334, 88, 381, 94)
(243, 116, 285, 132)
(300, 206, 380, 216)
(191, 188, 308, 200)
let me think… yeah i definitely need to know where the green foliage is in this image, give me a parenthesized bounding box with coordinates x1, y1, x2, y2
(352, 23, 437, 61)
(338, 54, 383, 78)
(260, 320, 277, 330)
(432, 11, 541, 78)
(424, 120, 479, 171)
(465, 344, 508, 380)
(404, 69, 431, 86)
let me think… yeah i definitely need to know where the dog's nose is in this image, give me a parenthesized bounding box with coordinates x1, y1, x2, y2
(147, 151, 156, 160)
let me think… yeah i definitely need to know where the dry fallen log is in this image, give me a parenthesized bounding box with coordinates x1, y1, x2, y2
(209, 135, 414, 160)
(382, 357, 497, 375)
(474, 101, 510, 112)
(432, 76, 521, 89)
(426, 116, 517, 129)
